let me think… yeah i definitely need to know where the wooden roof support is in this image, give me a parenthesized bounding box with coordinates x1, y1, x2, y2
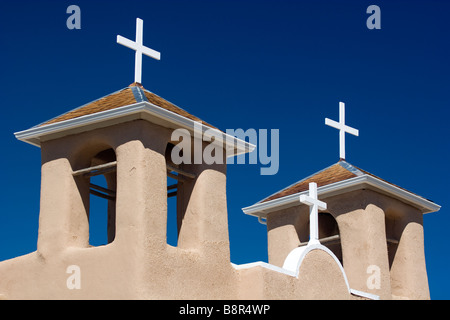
(166, 164, 196, 179)
(73, 161, 117, 177)
(167, 184, 178, 191)
(90, 183, 116, 196)
(167, 191, 177, 198)
(89, 189, 116, 201)
(298, 234, 341, 248)
(73, 162, 195, 180)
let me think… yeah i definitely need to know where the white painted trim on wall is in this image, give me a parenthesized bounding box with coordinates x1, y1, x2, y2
(232, 244, 379, 300)
(231, 261, 294, 276)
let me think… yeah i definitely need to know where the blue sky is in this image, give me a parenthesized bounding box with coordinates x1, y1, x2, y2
(0, 0, 449, 299)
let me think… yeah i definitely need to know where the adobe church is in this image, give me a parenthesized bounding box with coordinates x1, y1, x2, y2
(0, 19, 440, 300)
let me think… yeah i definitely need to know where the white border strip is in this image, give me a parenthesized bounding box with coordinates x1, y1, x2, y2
(232, 244, 379, 300)
(242, 175, 440, 219)
(14, 101, 256, 156)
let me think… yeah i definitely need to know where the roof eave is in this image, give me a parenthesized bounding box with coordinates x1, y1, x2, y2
(242, 175, 441, 222)
(14, 101, 255, 157)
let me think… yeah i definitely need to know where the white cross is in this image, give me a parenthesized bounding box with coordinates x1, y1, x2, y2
(117, 18, 161, 84)
(325, 102, 359, 160)
(300, 182, 327, 246)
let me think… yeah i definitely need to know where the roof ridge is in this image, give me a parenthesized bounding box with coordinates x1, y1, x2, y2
(338, 160, 365, 176)
(141, 88, 194, 117)
(130, 85, 149, 103)
(128, 82, 144, 88)
(141, 87, 218, 130)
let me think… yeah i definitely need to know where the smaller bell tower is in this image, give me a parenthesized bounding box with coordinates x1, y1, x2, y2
(243, 160, 440, 299)
(243, 101, 440, 300)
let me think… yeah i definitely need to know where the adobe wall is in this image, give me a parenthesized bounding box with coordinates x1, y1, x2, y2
(0, 117, 358, 299)
(0, 119, 427, 299)
(266, 205, 308, 267)
(236, 249, 354, 299)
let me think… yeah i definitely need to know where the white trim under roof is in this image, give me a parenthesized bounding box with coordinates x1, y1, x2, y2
(242, 174, 441, 223)
(14, 101, 255, 157)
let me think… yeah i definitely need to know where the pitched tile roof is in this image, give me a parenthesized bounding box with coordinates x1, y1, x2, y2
(243, 160, 440, 217)
(38, 82, 217, 129)
(260, 160, 425, 203)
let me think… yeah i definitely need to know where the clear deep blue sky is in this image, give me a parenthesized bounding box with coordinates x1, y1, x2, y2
(0, 0, 449, 299)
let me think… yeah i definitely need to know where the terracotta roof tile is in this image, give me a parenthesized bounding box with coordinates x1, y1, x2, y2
(38, 83, 217, 129)
(261, 162, 358, 203)
(260, 160, 435, 205)
(143, 90, 216, 128)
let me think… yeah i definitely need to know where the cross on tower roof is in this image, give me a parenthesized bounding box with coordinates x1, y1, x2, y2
(117, 18, 161, 84)
(325, 102, 359, 160)
(299, 182, 327, 246)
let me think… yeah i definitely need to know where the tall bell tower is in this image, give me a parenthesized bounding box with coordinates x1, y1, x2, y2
(10, 81, 252, 299)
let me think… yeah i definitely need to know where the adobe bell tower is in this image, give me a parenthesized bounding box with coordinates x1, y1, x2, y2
(243, 160, 440, 299)
(10, 81, 253, 299)
(1, 17, 253, 299)
(242, 102, 440, 300)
